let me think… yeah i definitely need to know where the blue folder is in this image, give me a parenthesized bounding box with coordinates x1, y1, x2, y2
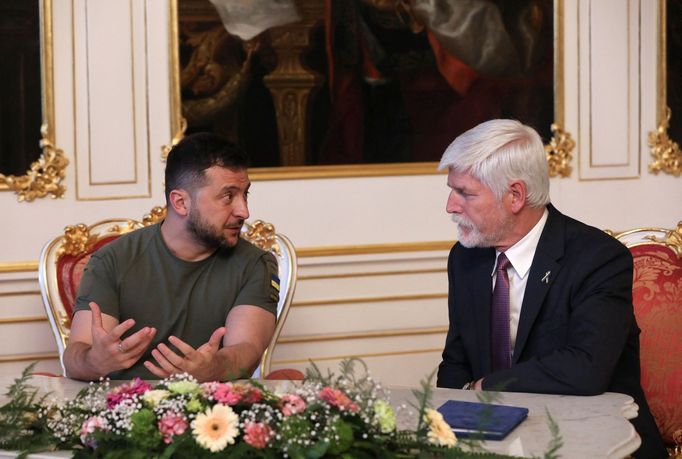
(437, 400, 529, 440)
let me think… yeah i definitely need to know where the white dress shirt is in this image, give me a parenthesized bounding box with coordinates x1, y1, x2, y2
(492, 208, 549, 354)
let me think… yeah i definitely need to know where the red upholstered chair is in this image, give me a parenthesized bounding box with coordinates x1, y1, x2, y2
(610, 222, 682, 452)
(38, 207, 300, 380)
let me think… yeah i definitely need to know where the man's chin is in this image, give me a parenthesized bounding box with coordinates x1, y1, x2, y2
(458, 237, 479, 248)
(456, 229, 487, 248)
(456, 226, 474, 246)
(219, 236, 239, 249)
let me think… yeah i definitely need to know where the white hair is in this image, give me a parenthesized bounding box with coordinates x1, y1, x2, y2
(438, 119, 550, 208)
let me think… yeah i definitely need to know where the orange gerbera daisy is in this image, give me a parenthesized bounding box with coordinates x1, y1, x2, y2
(191, 404, 240, 452)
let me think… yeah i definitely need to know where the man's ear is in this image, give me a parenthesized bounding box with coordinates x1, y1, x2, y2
(169, 189, 191, 217)
(508, 181, 527, 214)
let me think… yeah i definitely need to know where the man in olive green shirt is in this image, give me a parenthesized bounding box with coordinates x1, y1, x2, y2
(63, 133, 278, 382)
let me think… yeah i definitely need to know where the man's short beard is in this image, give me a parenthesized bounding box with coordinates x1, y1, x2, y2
(452, 206, 512, 248)
(187, 207, 239, 250)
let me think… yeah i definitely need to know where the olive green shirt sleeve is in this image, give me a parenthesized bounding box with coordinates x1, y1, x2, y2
(234, 251, 279, 316)
(73, 250, 121, 318)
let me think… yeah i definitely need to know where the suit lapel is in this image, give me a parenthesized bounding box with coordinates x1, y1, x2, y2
(513, 205, 565, 363)
(468, 248, 495, 374)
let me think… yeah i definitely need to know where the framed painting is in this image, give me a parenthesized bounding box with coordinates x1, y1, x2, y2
(170, 0, 573, 179)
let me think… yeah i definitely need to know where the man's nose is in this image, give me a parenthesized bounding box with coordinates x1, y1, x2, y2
(446, 191, 462, 214)
(234, 196, 250, 219)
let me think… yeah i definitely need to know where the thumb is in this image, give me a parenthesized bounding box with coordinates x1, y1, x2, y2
(207, 327, 226, 349)
(89, 302, 104, 333)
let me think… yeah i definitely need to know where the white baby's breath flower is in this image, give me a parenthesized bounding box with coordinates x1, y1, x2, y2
(142, 389, 170, 408)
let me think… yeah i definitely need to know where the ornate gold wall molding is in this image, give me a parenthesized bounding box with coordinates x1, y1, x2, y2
(545, 123, 575, 178)
(0, 262, 39, 274)
(648, 0, 681, 177)
(0, 352, 59, 363)
(161, 118, 187, 161)
(0, 130, 69, 202)
(272, 348, 441, 366)
(277, 326, 447, 344)
(649, 108, 682, 177)
(0, 0, 69, 202)
(544, 0, 574, 179)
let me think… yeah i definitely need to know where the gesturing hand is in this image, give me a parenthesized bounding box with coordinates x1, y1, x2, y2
(144, 327, 227, 382)
(87, 302, 157, 375)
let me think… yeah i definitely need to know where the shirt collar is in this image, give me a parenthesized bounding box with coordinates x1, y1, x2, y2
(493, 208, 549, 278)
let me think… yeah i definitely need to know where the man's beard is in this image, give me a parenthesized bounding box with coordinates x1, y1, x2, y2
(452, 207, 512, 248)
(187, 207, 242, 250)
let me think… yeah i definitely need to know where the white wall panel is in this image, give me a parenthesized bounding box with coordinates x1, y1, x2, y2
(577, 0, 641, 179)
(295, 270, 447, 302)
(270, 351, 444, 389)
(73, 0, 151, 199)
(0, 293, 44, 318)
(274, 333, 446, 362)
(284, 299, 447, 337)
(0, 322, 56, 355)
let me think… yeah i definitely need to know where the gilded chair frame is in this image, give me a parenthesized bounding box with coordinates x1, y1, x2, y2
(607, 221, 682, 257)
(607, 220, 682, 451)
(38, 207, 297, 378)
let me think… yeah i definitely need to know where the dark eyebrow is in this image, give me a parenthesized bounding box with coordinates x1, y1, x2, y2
(217, 182, 250, 196)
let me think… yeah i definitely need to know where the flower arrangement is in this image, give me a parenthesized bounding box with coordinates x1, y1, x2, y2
(0, 361, 543, 458)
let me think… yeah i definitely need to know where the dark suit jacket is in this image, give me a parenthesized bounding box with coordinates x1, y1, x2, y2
(437, 205, 666, 458)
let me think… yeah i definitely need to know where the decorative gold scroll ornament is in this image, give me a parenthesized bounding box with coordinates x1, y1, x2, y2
(544, 123, 574, 178)
(647, 220, 682, 259)
(58, 207, 279, 258)
(0, 124, 69, 202)
(648, 107, 682, 177)
(243, 220, 280, 256)
(161, 118, 187, 160)
(59, 206, 167, 257)
(606, 220, 682, 259)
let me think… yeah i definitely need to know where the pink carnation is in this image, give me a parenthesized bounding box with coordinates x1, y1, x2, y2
(241, 386, 263, 404)
(80, 415, 106, 448)
(243, 421, 274, 449)
(212, 382, 263, 406)
(106, 377, 152, 409)
(278, 394, 306, 416)
(213, 383, 242, 405)
(158, 411, 189, 444)
(319, 387, 359, 413)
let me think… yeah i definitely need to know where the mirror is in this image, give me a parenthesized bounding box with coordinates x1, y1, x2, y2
(649, 0, 681, 176)
(0, 0, 67, 202)
(172, 0, 573, 179)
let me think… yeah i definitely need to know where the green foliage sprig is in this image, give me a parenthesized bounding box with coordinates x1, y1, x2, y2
(0, 361, 560, 459)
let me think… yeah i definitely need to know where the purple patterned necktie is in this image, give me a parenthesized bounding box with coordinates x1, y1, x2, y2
(491, 253, 512, 372)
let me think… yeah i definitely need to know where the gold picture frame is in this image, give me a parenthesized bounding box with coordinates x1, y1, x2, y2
(0, 0, 68, 202)
(648, 0, 681, 177)
(168, 0, 573, 180)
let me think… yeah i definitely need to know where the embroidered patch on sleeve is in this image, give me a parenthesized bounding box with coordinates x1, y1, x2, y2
(270, 274, 280, 302)
(265, 256, 280, 303)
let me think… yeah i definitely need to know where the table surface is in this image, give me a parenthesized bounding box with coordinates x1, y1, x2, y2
(0, 375, 641, 459)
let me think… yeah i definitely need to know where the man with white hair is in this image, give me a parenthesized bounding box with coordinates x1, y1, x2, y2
(437, 119, 666, 458)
